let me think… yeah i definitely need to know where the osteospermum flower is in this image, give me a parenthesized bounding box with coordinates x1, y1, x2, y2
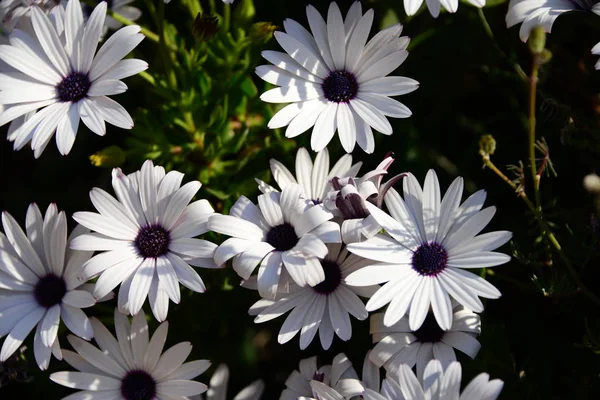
(324, 153, 405, 243)
(280, 353, 359, 400)
(0, 0, 57, 32)
(257, 147, 362, 204)
(210, 184, 341, 299)
(195, 364, 264, 400)
(506, 0, 599, 41)
(256, 1, 418, 154)
(369, 305, 481, 378)
(0, 203, 98, 370)
(250, 244, 377, 350)
(0, 0, 147, 157)
(387, 360, 503, 400)
(71, 160, 218, 321)
(346, 170, 512, 330)
(50, 308, 210, 400)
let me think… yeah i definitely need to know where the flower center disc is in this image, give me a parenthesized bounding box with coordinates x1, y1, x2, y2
(413, 314, 446, 343)
(322, 70, 359, 103)
(34, 274, 67, 308)
(56, 72, 91, 103)
(121, 370, 157, 400)
(134, 225, 171, 259)
(412, 242, 448, 277)
(266, 222, 298, 251)
(312, 260, 342, 295)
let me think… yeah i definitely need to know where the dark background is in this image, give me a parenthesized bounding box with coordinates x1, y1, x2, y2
(1, 0, 600, 398)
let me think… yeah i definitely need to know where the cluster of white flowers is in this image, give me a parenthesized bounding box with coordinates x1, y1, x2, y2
(8, 0, 597, 398)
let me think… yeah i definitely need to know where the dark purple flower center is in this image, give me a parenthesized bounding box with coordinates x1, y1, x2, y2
(312, 371, 325, 382)
(322, 70, 358, 103)
(411, 242, 448, 277)
(134, 225, 171, 259)
(312, 260, 342, 295)
(266, 222, 298, 251)
(34, 274, 66, 308)
(121, 370, 156, 400)
(56, 72, 91, 103)
(413, 314, 446, 343)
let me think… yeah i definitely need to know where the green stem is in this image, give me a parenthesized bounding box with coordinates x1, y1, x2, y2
(137, 70, 156, 86)
(528, 59, 542, 211)
(223, 3, 231, 33)
(477, 9, 527, 81)
(106, 9, 160, 43)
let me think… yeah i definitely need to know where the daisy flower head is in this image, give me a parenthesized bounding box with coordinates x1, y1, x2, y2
(257, 147, 362, 205)
(403, 0, 486, 18)
(256, 1, 418, 154)
(346, 170, 512, 331)
(50, 308, 211, 400)
(210, 184, 341, 299)
(369, 304, 481, 378)
(194, 363, 264, 400)
(0, 0, 57, 32)
(506, 0, 600, 41)
(250, 244, 378, 350)
(324, 152, 405, 243)
(71, 160, 219, 322)
(280, 353, 360, 400)
(0, 203, 99, 370)
(0, 0, 148, 157)
(388, 360, 503, 400)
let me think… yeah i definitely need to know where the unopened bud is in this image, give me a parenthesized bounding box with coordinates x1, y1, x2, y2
(192, 13, 219, 42)
(479, 134, 496, 157)
(528, 27, 546, 56)
(249, 22, 277, 44)
(584, 173, 600, 194)
(90, 146, 126, 168)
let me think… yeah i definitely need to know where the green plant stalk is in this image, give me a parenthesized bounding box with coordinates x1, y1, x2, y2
(528, 59, 542, 210)
(477, 9, 527, 81)
(481, 155, 600, 306)
(106, 9, 160, 43)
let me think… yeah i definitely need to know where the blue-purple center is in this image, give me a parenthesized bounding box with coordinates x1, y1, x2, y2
(120, 370, 156, 400)
(312, 260, 342, 295)
(134, 225, 171, 259)
(413, 314, 446, 343)
(411, 242, 448, 277)
(56, 72, 91, 103)
(322, 70, 358, 103)
(34, 274, 66, 308)
(266, 222, 298, 251)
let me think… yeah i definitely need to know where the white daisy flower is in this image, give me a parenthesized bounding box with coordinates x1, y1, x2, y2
(50, 308, 211, 400)
(324, 152, 405, 243)
(71, 160, 219, 322)
(256, 1, 418, 154)
(250, 244, 377, 350)
(210, 184, 341, 299)
(369, 305, 481, 379)
(403, 0, 486, 19)
(346, 170, 512, 331)
(0, 0, 57, 32)
(257, 147, 362, 205)
(384, 359, 503, 400)
(194, 363, 264, 400)
(0, 203, 98, 370)
(0, 0, 147, 157)
(280, 353, 359, 400)
(506, 0, 599, 41)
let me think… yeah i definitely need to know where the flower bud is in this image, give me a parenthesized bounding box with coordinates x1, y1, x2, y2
(479, 134, 496, 157)
(528, 27, 546, 56)
(90, 146, 126, 168)
(249, 22, 277, 44)
(192, 13, 219, 42)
